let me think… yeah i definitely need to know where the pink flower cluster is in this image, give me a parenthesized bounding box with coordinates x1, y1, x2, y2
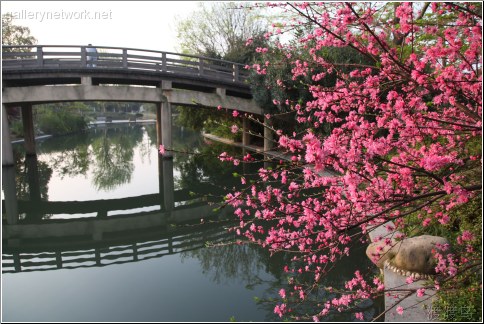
(221, 2, 481, 321)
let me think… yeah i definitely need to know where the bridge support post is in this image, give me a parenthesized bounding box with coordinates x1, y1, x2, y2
(242, 116, 250, 146)
(81, 76, 92, 85)
(21, 103, 36, 155)
(216, 88, 226, 99)
(163, 158, 174, 211)
(2, 104, 14, 166)
(25, 155, 43, 222)
(158, 156, 174, 211)
(155, 102, 162, 147)
(161, 101, 173, 158)
(264, 116, 274, 152)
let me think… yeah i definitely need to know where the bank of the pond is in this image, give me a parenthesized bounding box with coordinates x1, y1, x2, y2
(11, 134, 53, 144)
(10, 119, 156, 144)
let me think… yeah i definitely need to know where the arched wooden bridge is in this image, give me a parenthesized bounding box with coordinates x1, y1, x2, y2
(2, 45, 273, 164)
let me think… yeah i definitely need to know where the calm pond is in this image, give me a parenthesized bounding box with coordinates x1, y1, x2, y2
(2, 123, 380, 322)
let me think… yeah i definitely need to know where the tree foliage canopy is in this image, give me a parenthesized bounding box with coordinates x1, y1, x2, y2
(2, 13, 37, 51)
(175, 2, 269, 135)
(176, 2, 268, 63)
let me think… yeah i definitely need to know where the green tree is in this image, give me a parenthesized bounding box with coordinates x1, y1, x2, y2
(175, 3, 270, 138)
(2, 13, 37, 51)
(176, 2, 267, 63)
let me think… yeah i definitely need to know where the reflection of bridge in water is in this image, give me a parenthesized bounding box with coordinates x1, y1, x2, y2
(3, 221, 233, 274)
(2, 154, 234, 274)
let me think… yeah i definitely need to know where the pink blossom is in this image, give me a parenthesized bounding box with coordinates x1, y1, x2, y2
(279, 289, 286, 299)
(231, 125, 239, 134)
(461, 230, 474, 242)
(420, 154, 453, 171)
(274, 303, 286, 317)
(158, 145, 165, 155)
(232, 110, 239, 117)
(218, 2, 481, 319)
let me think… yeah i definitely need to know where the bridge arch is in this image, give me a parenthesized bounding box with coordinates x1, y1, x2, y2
(2, 45, 269, 163)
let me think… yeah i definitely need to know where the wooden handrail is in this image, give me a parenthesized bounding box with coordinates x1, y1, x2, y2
(1, 45, 249, 83)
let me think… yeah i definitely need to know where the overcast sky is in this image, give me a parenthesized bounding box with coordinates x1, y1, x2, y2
(2, 1, 202, 52)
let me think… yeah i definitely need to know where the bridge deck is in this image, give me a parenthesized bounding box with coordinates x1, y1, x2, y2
(2, 45, 251, 96)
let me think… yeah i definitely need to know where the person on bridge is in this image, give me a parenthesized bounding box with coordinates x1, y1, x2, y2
(86, 44, 97, 67)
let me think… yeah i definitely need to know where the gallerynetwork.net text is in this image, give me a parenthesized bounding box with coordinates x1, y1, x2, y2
(7, 10, 113, 22)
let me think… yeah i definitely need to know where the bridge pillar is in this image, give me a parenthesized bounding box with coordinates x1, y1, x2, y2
(25, 155, 43, 222)
(242, 116, 251, 146)
(158, 156, 174, 211)
(264, 116, 274, 152)
(21, 103, 36, 155)
(161, 101, 173, 158)
(155, 102, 162, 146)
(81, 76, 92, 85)
(2, 104, 14, 166)
(216, 88, 226, 99)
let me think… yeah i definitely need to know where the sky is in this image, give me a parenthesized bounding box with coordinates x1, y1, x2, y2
(1, 1, 203, 52)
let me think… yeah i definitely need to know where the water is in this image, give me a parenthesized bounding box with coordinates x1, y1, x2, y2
(2, 123, 380, 321)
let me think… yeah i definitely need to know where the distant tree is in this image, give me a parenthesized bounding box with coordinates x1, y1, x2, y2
(175, 3, 269, 136)
(1, 13, 37, 51)
(176, 2, 268, 63)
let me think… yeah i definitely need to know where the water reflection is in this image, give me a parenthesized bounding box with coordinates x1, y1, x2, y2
(2, 123, 382, 321)
(2, 123, 252, 274)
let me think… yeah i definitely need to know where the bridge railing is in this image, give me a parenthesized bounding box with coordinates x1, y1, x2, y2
(1, 45, 249, 83)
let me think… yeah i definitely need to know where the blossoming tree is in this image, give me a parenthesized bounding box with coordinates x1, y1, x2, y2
(219, 2, 482, 321)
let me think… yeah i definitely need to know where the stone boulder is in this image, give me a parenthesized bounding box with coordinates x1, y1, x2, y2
(366, 235, 450, 275)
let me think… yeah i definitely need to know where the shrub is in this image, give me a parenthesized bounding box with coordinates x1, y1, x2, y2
(37, 110, 87, 135)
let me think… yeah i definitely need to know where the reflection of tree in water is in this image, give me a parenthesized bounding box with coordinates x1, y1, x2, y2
(13, 148, 52, 202)
(180, 222, 382, 321)
(181, 241, 270, 285)
(39, 133, 91, 179)
(176, 141, 249, 193)
(178, 227, 293, 321)
(250, 241, 383, 322)
(90, 126, 143, 190)
(137, 126, 155, 165)
(37, 125, 146, 190)
(10, 148, 53, 221)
